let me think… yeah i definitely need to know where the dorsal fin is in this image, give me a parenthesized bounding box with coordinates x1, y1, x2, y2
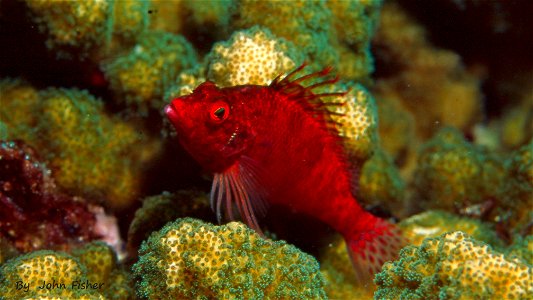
(271, 64, 357, 198)
(270, 63, 349, 134)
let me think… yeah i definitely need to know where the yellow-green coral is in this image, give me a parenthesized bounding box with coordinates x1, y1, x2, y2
(319, 235, 374, 300)
(206, 26, 303, 87)
(374, 231, 533, 300)
(412, 127, 532, 231)
(133, 218, 326, 299)
(102, 30, 197, 114)
(127, 190, 213, 254)
(358, 148, 405, 214)
(111, 0, 150, 44)
(507, 235, 533, 264)
(412, 127, 490, 211)
(72, 242, 116, 284)
(0, 250, 104, 299)
(36, 88, 160, 209)
(72, 242, 134, 300)
(3, 85, 160, 209)
(0, 242, 134, 300)
(229, 0, 380, 82)
(323, 81, 379, 165)
(231, 1, 336, 74)
(25, 0, 111, 58)
(400, 210, 504, 248)
(25, 0, 150, 59)
(149, 0, 233, 36)
(375, 94, 418, 177)
(0, 78, 40, 141)
(373, 2, 482, 138)
(497, 140, 533, 230)
(326, 0, 382, 80)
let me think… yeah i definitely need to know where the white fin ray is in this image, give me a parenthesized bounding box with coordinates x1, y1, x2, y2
(210, 156, 269, 236)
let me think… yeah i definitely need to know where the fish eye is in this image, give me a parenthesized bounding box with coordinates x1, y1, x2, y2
(209, 101, 230, 123)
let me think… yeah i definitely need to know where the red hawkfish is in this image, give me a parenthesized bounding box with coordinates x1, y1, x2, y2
(165, 65, 404, 281)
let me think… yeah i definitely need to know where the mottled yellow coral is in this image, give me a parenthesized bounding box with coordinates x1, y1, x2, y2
(373, 2, 482, 138)
(0, 250, 104, 299)
(375, 93, 418, 176)
(497, 140, 533, 230)
(102, 30, 197, 114)
(0, 78, 40, 141)
(319, 235, 374, 300)
(358, 148, 405, 214)
(375, 232, 533, 300)
(400, 210, 503, 248)
(412, 127, 488, 211)
(36, 88, 161, 209)
(25, 0, 110, 58)
(326, 0, 382, 81)
(323, 81, 378, 165)
(72, 242, 116, 283)
(206, 26, 303, 87)
(111, 0, 150, 43)
(133, 218, 326, 299)
(126, 190, 213, 255)
(231, 1, 337, 75)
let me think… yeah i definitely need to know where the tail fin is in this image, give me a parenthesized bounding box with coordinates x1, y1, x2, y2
(345, 218, 405, 284)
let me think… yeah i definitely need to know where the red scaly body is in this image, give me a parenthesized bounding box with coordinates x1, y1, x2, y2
(165, 65, 403, 281)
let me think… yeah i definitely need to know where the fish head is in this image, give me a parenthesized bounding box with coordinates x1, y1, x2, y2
(165, 81, 255, 172)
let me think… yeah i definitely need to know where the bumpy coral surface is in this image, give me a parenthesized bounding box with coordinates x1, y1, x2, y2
(0, 79, 40, 141)
(358, 148, 405, 214)
(411, 127, 493, 212)
(374, 231, 532, 300)
(412, 127, 532, 233)
(231, 0, 380, 81)
(102, 30, 197, 114)
(127, 190, 213, 255)
(399, 210, 503, 248)
(206, 26, 303, 87)
(373, 2, 483, 139)
(497, 140, 533, 231)
(319, 235, 374, 300)
(2, 85, 161, 210)
(25, 0, 111, 58)
(322, 81, 379, 166)
(0, 250, 104, 299)
(0, 242, 134, 299)
(0, 140, 99, 253)
(375, 94, 417, 175)
(133, 218, 326, 299)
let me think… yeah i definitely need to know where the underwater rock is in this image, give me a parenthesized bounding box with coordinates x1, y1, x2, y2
(374, 231, 532, 300)
(133, 218, 326, 299)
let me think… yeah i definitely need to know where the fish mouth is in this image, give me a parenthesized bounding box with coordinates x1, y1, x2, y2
(164, 104, 178, 121)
